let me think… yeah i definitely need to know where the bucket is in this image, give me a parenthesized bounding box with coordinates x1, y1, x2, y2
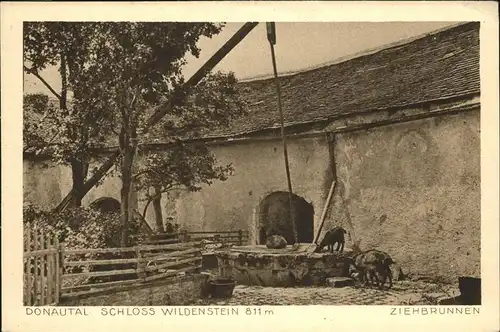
(458, 277, 481, 305)
(208, 279, 237, 299)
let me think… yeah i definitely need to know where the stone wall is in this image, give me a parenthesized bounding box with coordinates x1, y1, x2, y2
(60, 275, 205, 306)
(23, 159, 123, 210)
(216, 247, 349, 287)
(23, 109, 481, 281)
(153, 137, 331, 244)
(323, 110, 481, 281)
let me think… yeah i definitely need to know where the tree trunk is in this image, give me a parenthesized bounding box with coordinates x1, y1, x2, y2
(70, 159, 88, 207)
(62, 52, 89, 208)
(119, 86, 139, 247)
(60, 53, 67, 111)
(119, 148, 134, 247)
(119, 128, 135, 247)
(152, 186, 164, 233)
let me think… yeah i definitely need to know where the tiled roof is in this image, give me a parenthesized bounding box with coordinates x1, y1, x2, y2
(204, 22, 480, 138)
(25, 22, 480, 150)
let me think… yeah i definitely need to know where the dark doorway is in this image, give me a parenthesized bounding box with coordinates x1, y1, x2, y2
(89, 197, 120, 213)
(258, 191, 314, 245)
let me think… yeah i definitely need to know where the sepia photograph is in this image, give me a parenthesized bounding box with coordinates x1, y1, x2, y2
(20, 19, 483, 307)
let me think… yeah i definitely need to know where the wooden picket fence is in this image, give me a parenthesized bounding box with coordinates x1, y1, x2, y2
(23, 228, 248, 305)
(24, 229, 203, 305)
(23, 227, 61, 306)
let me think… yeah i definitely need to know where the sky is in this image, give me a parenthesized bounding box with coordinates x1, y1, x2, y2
(23, 21, 458, 96)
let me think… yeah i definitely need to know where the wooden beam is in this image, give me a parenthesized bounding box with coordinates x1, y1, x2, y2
(268, 25, 297, 244)
(313, 180, 336, 244)
(146, 22, 260, 129)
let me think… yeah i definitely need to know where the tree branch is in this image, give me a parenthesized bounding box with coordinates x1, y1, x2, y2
(54, 22, 259, 213)
(140, 182, 178, 219)
(23, 65, 62, 101)
(132, 169, 150, 181)
(141, 194, 160, 220)
(110, 127, 120, 137)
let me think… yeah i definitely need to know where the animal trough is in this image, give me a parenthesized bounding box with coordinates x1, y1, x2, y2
(214, 244, 353, 287)
(208, 279, 237, 299)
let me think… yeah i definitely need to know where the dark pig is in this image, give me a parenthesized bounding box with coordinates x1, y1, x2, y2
(347, 249, 395, 290)
(314, 227, 347, 253)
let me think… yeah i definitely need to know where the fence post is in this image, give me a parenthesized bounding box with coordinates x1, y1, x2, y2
(32, 227, 39, 305)
(40, 230, 46, 305)
(46, 233, 53, 305)
(136, 246, 145, 280)
(54, 236, 61, 305)
(238, 230, 243, 246)
(180, 230, 188, 243)
(25, 224, 32, 306)
(58, 243, 65, 303)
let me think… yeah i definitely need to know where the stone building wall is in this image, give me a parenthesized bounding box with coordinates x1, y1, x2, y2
(323, 110, 481, 281)
(23, 109, 480, 280)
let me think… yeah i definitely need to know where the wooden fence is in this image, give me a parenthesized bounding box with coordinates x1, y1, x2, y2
(146, 230, 250, 247)
(61, 241, 202, 298)
(23, 229, 247, 305)
(23, 227, 61, 306)
(24, 236, 203, 305)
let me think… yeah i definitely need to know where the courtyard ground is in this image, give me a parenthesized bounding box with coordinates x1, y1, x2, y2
(194, 280, 460, 305)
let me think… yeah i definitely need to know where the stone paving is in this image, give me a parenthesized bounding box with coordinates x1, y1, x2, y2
(194, 280, 460, 306)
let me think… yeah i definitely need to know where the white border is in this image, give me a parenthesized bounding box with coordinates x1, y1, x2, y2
(2, 2, 498, 332)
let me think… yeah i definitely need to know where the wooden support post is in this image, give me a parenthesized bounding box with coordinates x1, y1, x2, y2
(313, 133, 338, 245)
(314, 180, 337, 245)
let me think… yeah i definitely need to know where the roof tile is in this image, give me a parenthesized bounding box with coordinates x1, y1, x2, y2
(205, 22, 480, 138)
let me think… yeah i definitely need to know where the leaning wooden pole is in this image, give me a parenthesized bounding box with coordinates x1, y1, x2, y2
(313, 180, 336, 244)
(267, 23, 298, 244)
(313, 133, 338, 245)
(54, 22, 259, 213)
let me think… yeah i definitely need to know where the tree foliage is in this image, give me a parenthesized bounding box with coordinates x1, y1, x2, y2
(23, 93, 56, 156)
(136, 143, 234, 220)
(24, 22, 248, 245)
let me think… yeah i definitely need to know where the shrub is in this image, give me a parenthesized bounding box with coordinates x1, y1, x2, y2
(23, 203, 148, 287)
(23, 203, 144, 249)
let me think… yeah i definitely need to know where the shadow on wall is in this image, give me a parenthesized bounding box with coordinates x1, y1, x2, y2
(258, 191, 314, 245)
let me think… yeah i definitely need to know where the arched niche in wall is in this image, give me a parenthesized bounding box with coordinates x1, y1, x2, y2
(257, 191, 314, 245)
(89, 197, 121, 214)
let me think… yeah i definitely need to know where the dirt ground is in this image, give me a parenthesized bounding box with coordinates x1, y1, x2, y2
(194, 280, 460, 306)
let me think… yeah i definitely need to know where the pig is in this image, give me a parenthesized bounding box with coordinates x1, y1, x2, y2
(347, 249, 395, 290)
(314, 227, 347, 253)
